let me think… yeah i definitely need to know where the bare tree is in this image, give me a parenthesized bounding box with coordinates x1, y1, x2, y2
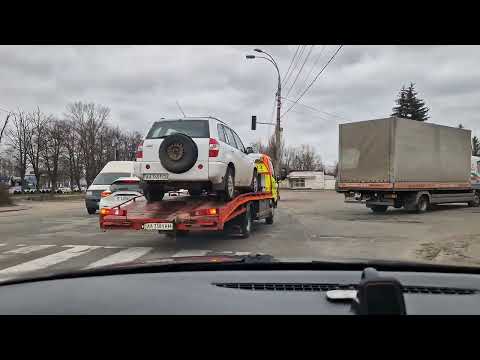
(42, 118, 64, 192)
(0, 113, 10, 145)
(65, 102, 110, 186)
(6, 111, 31, 188)
(25, 107, 49, 190)
(63, 119, 84, 190)
(253, 134, 323, 173)
(291, 144, 323, 171)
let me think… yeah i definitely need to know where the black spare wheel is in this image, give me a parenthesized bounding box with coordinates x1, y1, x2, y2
(159, 133, 198, 174)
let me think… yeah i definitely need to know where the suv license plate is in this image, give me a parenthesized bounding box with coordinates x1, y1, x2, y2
(144, 173, 169, 181)
(143, 223, 174, 231)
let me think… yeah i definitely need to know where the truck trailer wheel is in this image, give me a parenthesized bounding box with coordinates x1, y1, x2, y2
(370, 205, 388, 213)
(416, 195, 429, 213)
(468, 193, 480, 207)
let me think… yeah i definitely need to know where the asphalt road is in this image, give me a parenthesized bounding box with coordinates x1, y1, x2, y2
(1, 190, 480, 281)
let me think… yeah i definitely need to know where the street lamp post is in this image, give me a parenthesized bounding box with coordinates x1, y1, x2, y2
(246, 49, 282, 174)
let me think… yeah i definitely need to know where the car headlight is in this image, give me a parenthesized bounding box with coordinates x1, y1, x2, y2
(86, 191, 93, 196)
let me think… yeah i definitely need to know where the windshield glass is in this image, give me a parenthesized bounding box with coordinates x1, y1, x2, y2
(2, 44, 480, 289)
(92, 173, 131, 185)
(146, 120, 210, 139)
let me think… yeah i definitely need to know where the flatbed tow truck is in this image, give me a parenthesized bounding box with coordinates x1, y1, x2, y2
(99, 154, 279, 238)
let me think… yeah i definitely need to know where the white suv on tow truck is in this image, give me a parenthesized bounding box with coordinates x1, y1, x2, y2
(135, 117, 258, 202)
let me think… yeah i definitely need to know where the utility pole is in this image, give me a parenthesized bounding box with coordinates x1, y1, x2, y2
(275, 76, 282, 175)
(246, 48, 282, 173)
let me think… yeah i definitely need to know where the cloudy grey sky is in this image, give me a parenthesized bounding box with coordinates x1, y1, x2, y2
(1, 45, 479, 165)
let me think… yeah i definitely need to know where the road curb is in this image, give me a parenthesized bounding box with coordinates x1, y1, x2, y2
(0, 206, 31, 213)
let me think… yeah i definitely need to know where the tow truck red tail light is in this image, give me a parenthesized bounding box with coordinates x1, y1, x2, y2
(101, 191, 112, 198)
(209, 138, 219, 157)
(136, 141, 143, 159)
(191, 208, 218, 217)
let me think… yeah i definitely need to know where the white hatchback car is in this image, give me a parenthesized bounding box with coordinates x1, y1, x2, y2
(136, 117, 258, 202)
(99, 177, 143, 210)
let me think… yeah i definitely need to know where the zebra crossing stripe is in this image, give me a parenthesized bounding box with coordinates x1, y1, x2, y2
(171, 250, 209, 257)
(5, 245, 56, 254)
(84, 247, 153, 269)
(0, 245, 99, 277)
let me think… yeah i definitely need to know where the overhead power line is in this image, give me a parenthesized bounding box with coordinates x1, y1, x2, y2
(293, 45, 326, 97)
(283, 45, 306, 88)
(287, 107, 331, 122)
(285, 45, 315, 98)
(281, 96, 349, 121)
(281, 45, 344, 119)
(281, 45, 300, 86)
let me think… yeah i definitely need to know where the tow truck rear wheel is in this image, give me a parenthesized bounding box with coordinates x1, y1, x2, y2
(265, 205, 274, 225)
(240, 203, 252, 238)
(87, 208, 96, 215)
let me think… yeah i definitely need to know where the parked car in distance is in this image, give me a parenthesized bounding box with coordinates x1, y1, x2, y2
(8, 185, 22, 195)
(85, 161, 137, 215)
(99, 177, 142, 210)
(136, 117, 258, 202)
(40, 188, 52, 193)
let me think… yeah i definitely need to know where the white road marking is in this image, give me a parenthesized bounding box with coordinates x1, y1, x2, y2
(5, 245, 56, 254)
(0, 245, 99, 278)
(0, 244, 5, 247)
(84, 247, 153, 269)
(234, 252, 251, 256)
(171, 250, 209, 257)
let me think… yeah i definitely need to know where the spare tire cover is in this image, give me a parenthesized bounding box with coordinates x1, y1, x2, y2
(159, 133, 198, 174)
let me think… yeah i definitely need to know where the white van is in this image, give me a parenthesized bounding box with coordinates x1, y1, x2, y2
(85, 161, 136, 214)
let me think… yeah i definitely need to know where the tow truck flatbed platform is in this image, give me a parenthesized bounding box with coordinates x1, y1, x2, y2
(100, 191, 276, 237)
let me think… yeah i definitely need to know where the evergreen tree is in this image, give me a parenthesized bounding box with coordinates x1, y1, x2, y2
(391, 83, 430, 121)
(473, 136, 480, 156)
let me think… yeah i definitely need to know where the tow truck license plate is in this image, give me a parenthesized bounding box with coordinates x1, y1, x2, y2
(143, 173, 169, 181)
(143, 223, 173, 231)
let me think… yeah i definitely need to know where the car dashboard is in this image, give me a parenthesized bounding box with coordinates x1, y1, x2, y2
(0, 269, 479, 314)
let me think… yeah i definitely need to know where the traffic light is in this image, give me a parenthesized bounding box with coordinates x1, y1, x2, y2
(251, 115, 256, 130)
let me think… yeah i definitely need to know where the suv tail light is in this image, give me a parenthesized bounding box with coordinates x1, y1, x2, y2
(101, 191, 112, 198)
(209, 138, 219, 157)
(136, 141, 143, 159)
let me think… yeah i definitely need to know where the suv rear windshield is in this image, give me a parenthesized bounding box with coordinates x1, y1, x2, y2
(146, 120, 210, 139)
(92, 172, 131, 185)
